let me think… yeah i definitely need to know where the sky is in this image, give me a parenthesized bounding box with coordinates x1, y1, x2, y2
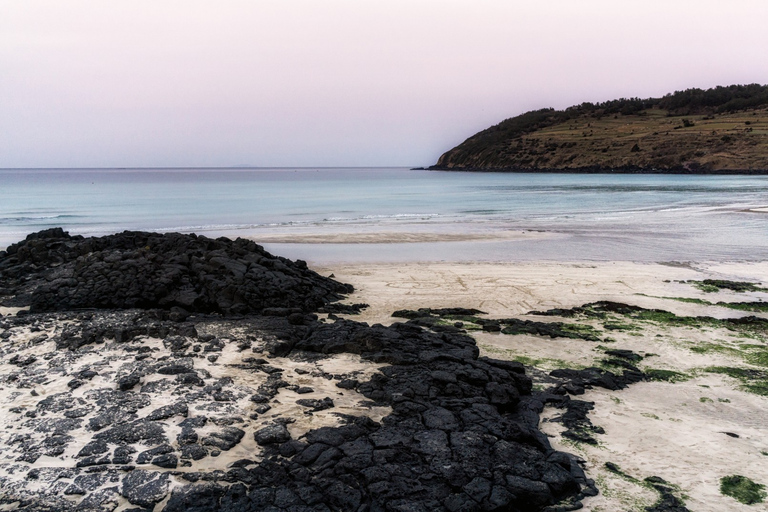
(2, 1, 768, 168)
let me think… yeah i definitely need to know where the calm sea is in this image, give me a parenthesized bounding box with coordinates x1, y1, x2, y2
(1, 168, 766, 263)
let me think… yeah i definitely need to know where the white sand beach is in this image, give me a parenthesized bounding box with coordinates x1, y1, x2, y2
(317, 260, 768, 511)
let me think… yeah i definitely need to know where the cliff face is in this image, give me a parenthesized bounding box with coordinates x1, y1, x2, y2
(433, 85, 768, 173)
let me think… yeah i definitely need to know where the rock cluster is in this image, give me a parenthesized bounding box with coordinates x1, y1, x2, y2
(0, 230, 596, 511)
(0, 309, 592, 511)
(0, 229, 352, 315)
(162, 317, 591, 512)
(391, 308, 603, 341)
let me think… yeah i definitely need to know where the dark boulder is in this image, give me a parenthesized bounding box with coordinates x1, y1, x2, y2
(117, 373, 141, 391)
(253, 424, 291, 446)
(121, 470, 171, 509)
(201, 427, 245, 451)
(296, 397, 335, 412)
(146, 402, 189, 421)
(94, 420, 166, 446)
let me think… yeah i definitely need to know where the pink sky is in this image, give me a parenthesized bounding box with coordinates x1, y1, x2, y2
(2, 0, 767, 167)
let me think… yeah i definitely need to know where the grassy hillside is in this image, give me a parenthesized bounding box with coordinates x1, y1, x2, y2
(433, 85, 768, 173)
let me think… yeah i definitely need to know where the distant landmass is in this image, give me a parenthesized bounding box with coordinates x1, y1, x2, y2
(431, 84, 768, 173)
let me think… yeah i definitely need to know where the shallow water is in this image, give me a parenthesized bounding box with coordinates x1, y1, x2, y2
(1, 167, 766, 262)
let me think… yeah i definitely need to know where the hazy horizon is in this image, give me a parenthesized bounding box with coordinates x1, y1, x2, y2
(3, 0, 768, 168)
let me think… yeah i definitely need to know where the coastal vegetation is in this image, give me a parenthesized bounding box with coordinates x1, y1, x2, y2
(646, 295, 768, 313)
(686, 279, 768, 293)
(644, 369, 691, 383)
(522, 300, 768, 396)
(433, 84, 768, 172)
(704, 366, 768, 396)
(719, 475, 766, 505)
(602, 462, 689, 511)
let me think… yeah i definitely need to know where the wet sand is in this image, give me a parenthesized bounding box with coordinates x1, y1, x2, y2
(246, 229, 557, 244)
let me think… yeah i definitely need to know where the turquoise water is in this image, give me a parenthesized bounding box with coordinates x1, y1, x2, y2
(1, 167, 766, 262)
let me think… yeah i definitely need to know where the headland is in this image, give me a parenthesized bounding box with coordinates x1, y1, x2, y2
(432, 84, 768, 174)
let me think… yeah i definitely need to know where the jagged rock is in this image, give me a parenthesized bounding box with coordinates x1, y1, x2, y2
(180, 444, 208, 461)
(604, 349, 643, 362)
(296, 397, 335, 412)
(94, 420, 166, 445)
(146, 402, 189, 421)
(121, 470, 171, 509)
(78, 369, 98, 380)
(336, 378, 358, 389)
(201, 427, 245, 451)
(157, 364, 193, 375)
(318, 302, 369, 315)
(253, 424, 291, 446)
(137, 444, 174, 464)
(9, 354, 38, 366)
(117, 373, 141, 391)
(177, 427, 198, 445)
(392, 307, 486, 319)
(76, 441, 109, 458)
(550, 367, 645, 394)
(112, 446, 136, 464)
(152, 453, 178, 469)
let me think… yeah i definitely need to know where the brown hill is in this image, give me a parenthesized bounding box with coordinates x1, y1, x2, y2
(432, 84, 768, 173)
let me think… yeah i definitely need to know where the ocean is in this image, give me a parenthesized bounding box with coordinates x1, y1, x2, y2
(1, 167, 766, 263)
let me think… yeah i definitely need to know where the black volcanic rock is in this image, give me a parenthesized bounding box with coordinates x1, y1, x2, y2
(121, 470, 171, 508)
(156, 317, 590, 511)
(0, 304, 596, 511)
(117, 373, 141, 391)
(0, 229, 353, 315)
(254, 423, 292, 446)
(0, 229, 598, 511)
(201, 427, 245, 451)
(317, 302, 369, 315)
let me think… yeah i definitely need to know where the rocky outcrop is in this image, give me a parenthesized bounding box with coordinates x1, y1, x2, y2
(0, 229, 352, 315)
(0, 229, 598, 511)
(0, 310, 592, 511)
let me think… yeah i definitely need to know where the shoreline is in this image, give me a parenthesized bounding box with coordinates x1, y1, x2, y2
(243, 229, 556, 245)
(427, 165, 768, 175)
(0, 228, 557, 253)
